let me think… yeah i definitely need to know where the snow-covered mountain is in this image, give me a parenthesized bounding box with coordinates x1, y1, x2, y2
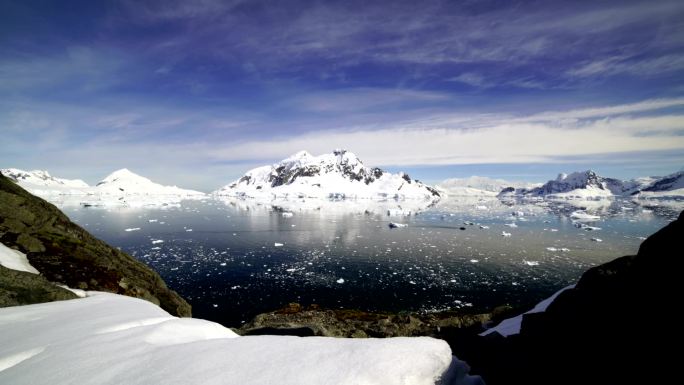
(636, 171, 684, 198)
(214, 150, 441, 201)
(94, 168, 204, 197)
(499, 170, 682, 199)
(1, 168, 89, 189)
(438, 176, 539, 197)
(1, 168, 206, 207)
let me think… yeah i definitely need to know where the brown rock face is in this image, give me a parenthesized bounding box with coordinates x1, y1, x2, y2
(0, 172, 191, 317)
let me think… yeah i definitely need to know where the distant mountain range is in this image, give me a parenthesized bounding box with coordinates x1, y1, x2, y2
(437, 176, 540, 196)
(4, 160, 683, 206)
(1, 168, 205, 207)
(498, 170, 684, 199)
(213, 149, 441, 201)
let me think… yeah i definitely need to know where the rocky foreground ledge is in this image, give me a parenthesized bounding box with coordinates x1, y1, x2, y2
(240, 302, 495, 338)
(0, 172, 191, 317)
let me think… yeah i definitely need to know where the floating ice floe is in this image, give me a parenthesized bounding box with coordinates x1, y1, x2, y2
(570, 211, 601, 221)
(574, 222, 602, 231)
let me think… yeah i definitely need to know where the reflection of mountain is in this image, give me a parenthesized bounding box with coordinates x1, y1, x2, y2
(214, 150, 440, 201)
(1, 168, 205, 208)
(216, 196, 437, 216)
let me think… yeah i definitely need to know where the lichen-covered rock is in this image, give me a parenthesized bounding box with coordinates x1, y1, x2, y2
(0, 265, 77, 306)
(0, 172, 191, 317)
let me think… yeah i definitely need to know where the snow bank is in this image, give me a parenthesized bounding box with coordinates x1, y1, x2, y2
(0, 242, 38, 274)
(481, 285, 575, 337)
(0, 292, 482, 385)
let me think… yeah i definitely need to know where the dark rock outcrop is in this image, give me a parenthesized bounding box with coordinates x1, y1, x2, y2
(450, 210, 684, 385)
(0, 265, 78, 306)
(239, 302, 490, 338)
(0, 172, 191, 316)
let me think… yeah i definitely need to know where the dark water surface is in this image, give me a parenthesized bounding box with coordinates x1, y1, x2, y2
(61, 197, 679, 327)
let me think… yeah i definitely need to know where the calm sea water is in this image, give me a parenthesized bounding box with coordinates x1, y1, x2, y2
(60, 197, 679, 327)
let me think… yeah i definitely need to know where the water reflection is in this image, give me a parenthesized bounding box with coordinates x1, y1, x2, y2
(58, 196, 678, 327)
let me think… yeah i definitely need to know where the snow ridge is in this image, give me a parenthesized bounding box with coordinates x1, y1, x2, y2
(499, 170, 682, 199)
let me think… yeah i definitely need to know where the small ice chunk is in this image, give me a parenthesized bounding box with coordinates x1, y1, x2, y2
(502, 231, 512, 237)
(124, 228, 141, 232)
(185, 229, 193, 232)
(476, 205, 488, 210)
(479, 225, 490, 229)
(274, 243, 284, 247)
(470, 259, 479, 263)
(524, 260, 539, 266)
(570, 211, 601, 221)
(151, 240, 164, 244)
(148, 219, 158, 223)
(546, 247, 558, 252)
(389, 222, 408, 229)
(336, 278, 345, 284)
(282, 212, 294, 218)
(505, 223, 518, 228)
(591, 238, 603, 242)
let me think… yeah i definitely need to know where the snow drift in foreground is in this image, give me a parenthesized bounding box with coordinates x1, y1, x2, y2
(1, 168, 206, 208)
(0, 293, 482, 385)
(480, 285, 575, 337)
(214, 150, 441, 202)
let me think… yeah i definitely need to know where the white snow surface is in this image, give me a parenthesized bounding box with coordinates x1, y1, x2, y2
(0, 292, 482, 385)
(481, 285, 575, 337)
(2, 168, 206, 207)
(213, 150, 440, 202)
(0, 242, 39, 274)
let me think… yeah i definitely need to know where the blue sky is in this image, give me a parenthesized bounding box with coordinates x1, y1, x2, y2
(1, 0, 683, 191)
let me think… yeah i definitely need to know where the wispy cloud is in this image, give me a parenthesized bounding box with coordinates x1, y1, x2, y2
(568, 54, 684, 78)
